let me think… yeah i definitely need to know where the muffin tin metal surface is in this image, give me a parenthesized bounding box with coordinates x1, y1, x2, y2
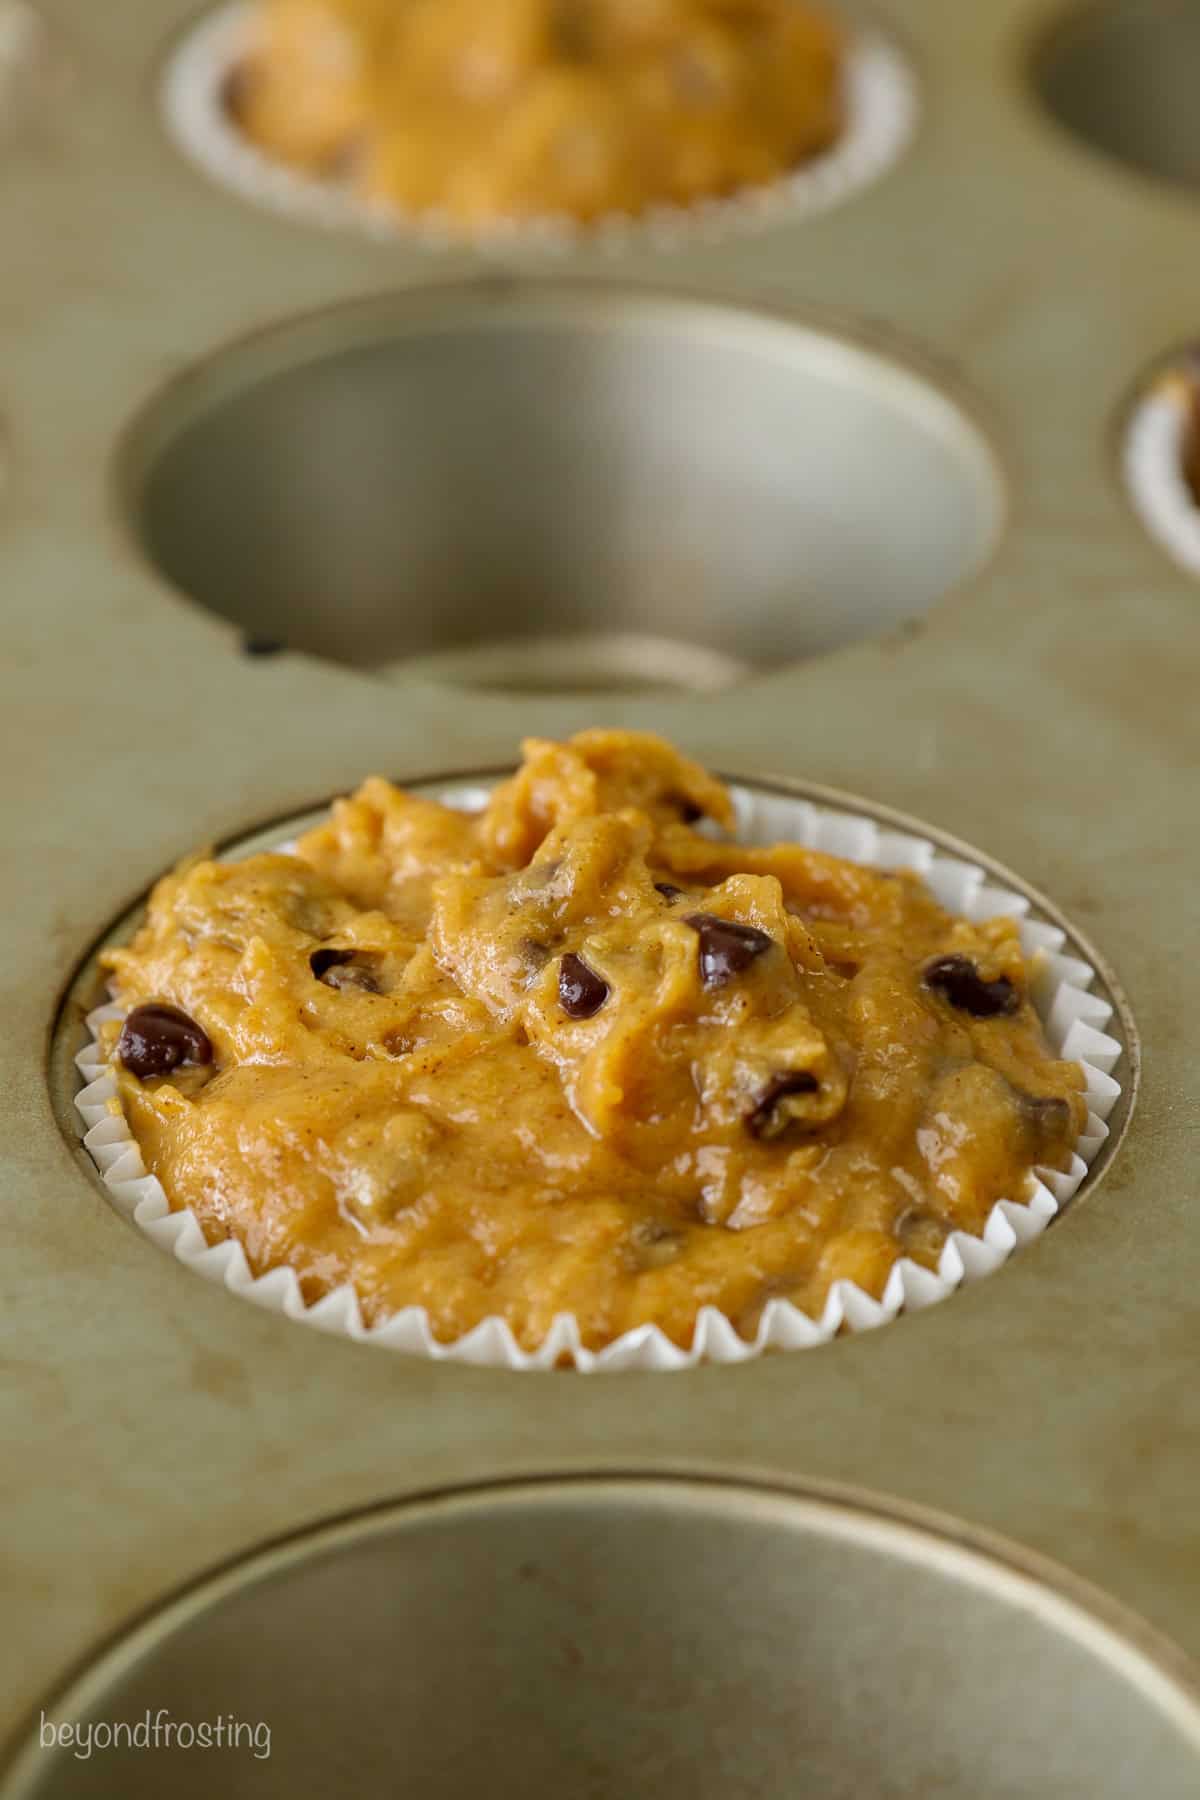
(4, 0, 1200, 1767)
(1033, 0, 1200, 191)
(125, 287, 1003, 681)
(9, 1475, 1200, 1798)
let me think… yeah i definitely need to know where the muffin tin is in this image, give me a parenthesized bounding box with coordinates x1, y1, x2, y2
(5, 0, 1200, 1780)
(11, 1476, 1200, 1799)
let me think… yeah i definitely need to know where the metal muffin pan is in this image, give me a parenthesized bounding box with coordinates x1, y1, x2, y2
(4, 0, 1200, 1772)
(124, 285, 1004, 684)
(8, 1475, 1200, 1799)
(1033, 0, 1200, 191)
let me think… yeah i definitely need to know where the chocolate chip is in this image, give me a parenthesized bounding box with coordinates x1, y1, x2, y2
(310, 947, 355, 979)
(684, 913, 775, 988)
(923, 955, 1019, 1019)
(745, 1071, 819, 1140)
(675, 798, 704, 824)
(559, 952, 609, 1019)
(654, 882, 686, 904)
(117, 1004, 213, 1080)
(310, 947, 380, 993)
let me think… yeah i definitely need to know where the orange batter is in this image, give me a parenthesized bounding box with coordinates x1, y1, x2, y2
(230, 0, 846, 223)
(100, 731, 1086, 1352)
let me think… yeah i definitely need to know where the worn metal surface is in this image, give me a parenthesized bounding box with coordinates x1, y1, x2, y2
(125, 288, 1004, 676)
(2, 0, 1199, 1765)
(8, 1475, 1200, 1797)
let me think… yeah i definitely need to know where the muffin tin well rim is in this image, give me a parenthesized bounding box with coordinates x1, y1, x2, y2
(106, 275, 1012, 690)
(5, 1465, 1199, 1796)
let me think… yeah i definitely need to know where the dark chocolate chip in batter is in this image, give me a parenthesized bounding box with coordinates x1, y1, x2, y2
(310, 947, 355, 979)
(310, 947, 380, 992)
(745, 1071, 819, 1139)
(654, 882, 686, 904)
(117, 1004, 213, 1080)
(923, 955, 1018, 1019)
(559, 952, 609, 1019)
(685, 913, 775, 988)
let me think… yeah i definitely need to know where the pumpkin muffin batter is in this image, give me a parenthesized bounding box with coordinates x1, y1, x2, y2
(100, 731, 1086, 1353)
(230, 0, 846, 224)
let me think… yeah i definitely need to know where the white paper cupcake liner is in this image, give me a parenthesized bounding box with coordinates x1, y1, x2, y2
(160, 2, 918, 253)
(1124, 367, 1200, 576)
(74, 782, 1124, 1371)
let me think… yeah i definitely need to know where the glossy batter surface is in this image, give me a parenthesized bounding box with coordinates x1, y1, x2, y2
(101, 732, 1086, 1351)
(232, 0, 845, 223)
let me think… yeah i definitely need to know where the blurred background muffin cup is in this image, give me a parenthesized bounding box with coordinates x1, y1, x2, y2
(75, 783, 1125, 1372)
(161, 1, 919, 251)
(1124, 357, 1200, 578)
